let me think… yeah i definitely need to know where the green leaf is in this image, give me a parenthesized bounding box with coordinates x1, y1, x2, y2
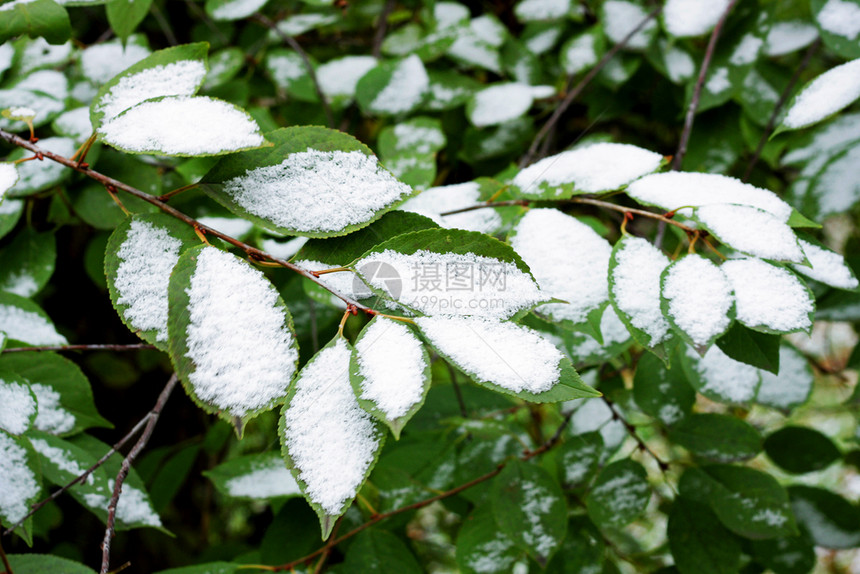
(203, 451, 301, 500)
(764, 426, 841, 474)
(633, 351, 695, 426)
(0, 0, 70, 45)
(777, 59, 860, 133)
(0, 227, 55, 298)
(811, 0, 860, 58)
(0, 430, 41, 543)
(492, 459, 567, 566)
(199, 126, 415, 238)
(6, 137, 76, 197)
(153, 564, 237, 574)
(680, 346, 761, 405)
(355, 55, 429, 116)
(555, 431, 603, 488)
(106, 0, 153, 42)
(377, 116, 446, 157)
(202, 47, 245, 90)
(543, 515, 605, 574)
(7, 554, 95, 574)
(260, 499, 320, 565)
(0, 352, 111, 435)
(749, 536, 816, 574)
(0, 198, 24, 241)
(786, 208, 822, 229)
(341, 529, 422, 573)
(789, 486, 860, 549)
(0, 369, 36, 435)
(279, 337, 385, 539)
(167, 245, 299, 430)
(586, 459, 650, 528)
(456, 505, 523, 574)
(423, 69, 481, 111)
(0, 292, 66, 346)
(716, 322, 780, 374)
(755, 344, 813, 411)
(350, 317, 431, 439)
(105, 213, 202, 351)
(668, 497, 741, 574)
(204, 0, 267, 21)
(669, 413, 762, 462)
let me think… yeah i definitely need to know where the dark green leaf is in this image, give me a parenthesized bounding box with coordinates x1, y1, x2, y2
(0, 0, 70, 45)
(203, 451, 301, 501)
(456, 505, 522, 574)
(669, 413, 762, 462)
(342, 529, 422, 573)
(106, 0, 153, 42)
(764, 426, 841, 474)
(633, 351, 695, 426)
(355, 56, 428, 117)
(716, 321, 781, 374)
(260, 498, 320, 565)
(153, 563, 237, 574)
(789, 486, 860, 549)
(555, 431, 603, 488)
(7, 554, 95, 574)
(544, 515, 605, 574)
(586, 459, 650, 528)
(668, 497, 741, 574)
(750, 535, 816, 574)
(0, 228, 55, 298)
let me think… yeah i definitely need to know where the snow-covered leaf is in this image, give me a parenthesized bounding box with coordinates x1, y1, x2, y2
(415, 316, 598, 402)
(0, 0, 70, 46)
(352, 228, 547, 319)
(0, 227, 56, 297)
(466, 82, 552, 127)
(79, 36, 151, 86)
(560, 26, 604, 76)
(512, 143, 663, 198)
(200, 126, 414, 238)
(203, 48, 244, 90)
(356, 55, 429, 116)
(167, 245, 299, 429)
(204, 451, 301, 500)
(764, 21, 819, 57)
(812, 0, 860, 59)
(205, 0, 268, 21)
(0, 430, 41, 543)
(350, 317, 431, 439)
(608, 235, 672, 347)
(779, 58, 860, 132)
(0, 292, 67, 346)
(586, 459, 650, 527)
(317, 55, 377, 104)
(792, 238, 859, 290)
(51, 107, 94, 142)
(0, 370, 36, 435)
(515, 0, 573, 22)
(105, 214, 201, 350)
(601, 0, 658, 50)
(663, 0, 732, 37)
(6, 137, 75, 197)
(456, 506, 522, 574)
(279, 338, 385, 539)
(378, 116, 446, 157)
(693, 204, 804, 263)
(398, 181, 502, 234)
(661, 254, 735, 350)
(681, 345, 761, 405)
(0, 162, 18, 202)
(509, 208, 611, 327)
(0, 88, 63, 131)
(755, 344, 813, 411)
(0, 199, 23, 241)
(626, 172, 793, 221)
(423, 69, 481, 111)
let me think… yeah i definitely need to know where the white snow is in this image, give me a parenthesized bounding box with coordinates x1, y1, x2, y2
(283, 339, 380, 515)
(0, 88, 64, 130)
(783, 59, 860, 129)
(603, 1, 657, 50)
(0, 163, 18, 201)
(792, 240, 859, 289)
(589, 469, 649, 518)
(526, 28, 562, 54)
(662, 254, 734, 347)
(399, 181, 501, 233)
(764, 21, 819, 57)
(6, 107, 35, 118)
(520, 480, 560, 557)
(210, 0, 268, 20)
(0, 272, 38, 297)
(817, 0, 860, 40)
(259, 236, 307, 260)
(513, 143, 663, 195)
(694, 204, 804, 262)
(264, 50, 305, 90)
(688, 346, 760, 403)
(369, 55, 428, 114)
(0, 378, 35, 435)
(663, 0, 731, 37)
(0, 198, 21, 216)
(729, 34, 764, 66)
(112, 480, 161, 526)
(99, 96, 265, 155)
(10, 137, 75, 195)
(756, 345, 811, 409)
(0, 303, 67, 345)
(448, 30, 502, 73)
(52, 107, 93, 142)
(563, 33, 598, 75)
(197, 216, 255, 239)
(625, 172, 793, 221)
(664, 45, 695, 82)
(225, 458, 301, 498)
(355, 317, 427, 419)
(317, 56, 377, 99)
(0, 432, 40, 523)
(29, 438, 90, 483)
(355, 249, 546, 319)
(706, 67, 731, 94)
(810, 144, 860, 216)
(469, 83, 548, 127)
(32, 383, 75, 434)
(391, 122, 446, 154)
(19, 39, 71, 73)
(80, 41, 151, 85)
(416, 316, 563, 394)
(114, 219, 183, 342)
(184, 246, 298, 417)
(609, 236, 671, 345)
(515, 0, 571, 21)
(274, 13, 337, 36)
(721, 258, 813, 333)
(510, 208, 611, 324)
(294, 260, 355, 309)
(15, 70, 67, 102)
(222, 149, 412, 234)
(470, 15, 507, 46)
(781, 112, 860, 165)
(94, 59, 207, 123)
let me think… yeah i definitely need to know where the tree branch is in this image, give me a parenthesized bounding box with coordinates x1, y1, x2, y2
(671, 0, 738, 171)
(2, 344, 156, 354)
(0, 129, 377, 317)
(100, 374, 179, 574)
(0, 528, 13, 574)
(372, 0, 396, 59)
(520, 5, 663, 167)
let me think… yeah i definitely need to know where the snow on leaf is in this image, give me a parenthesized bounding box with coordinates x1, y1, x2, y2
(8, 137, 75, 196)
(792, 239, 859, 290)
(467, 82, 549, 127)
(756, 344, 813, 410)
(663, 0, 732, 37)
(0, 432, 40, 525)
(31, 383, 75, 434)
(80, 39, 151, 85)
(602, 0, 658, 50)
(513, 143, 663, 196)
(398, 181, 501, 233)
(0, 294, 67, 346)
(98, 95, 266, 156)
(764, 21, 819, 56)
(515, 0, 572, 21)
(216, 453, 302, 499)
(171, 246, 299, 420)
(684, 345, 761, 404)
(609, 236, 672, 346)
(362, 55, 429, 116)
(626, 172, 793, 221)
(207, 0, 269, 21)
(0, 162, 18, 202)
(661, 254, 734, 348)
(561, 29, 600, 75)
(693, 204, 804, 263)
(317, 56, 377, 100)
(0, 373, 36, 435)
(816, 0, 860, 41)
(281, 339, 383, 532)
(52, 107, 94, 142)
(782, 58, 860, 130)
(509, 208, 611, 325)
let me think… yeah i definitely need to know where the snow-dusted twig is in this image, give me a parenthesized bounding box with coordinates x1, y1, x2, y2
(520, 5, 663, 168)
(100, 374, 179, 574)
(2, 344, 156, 354)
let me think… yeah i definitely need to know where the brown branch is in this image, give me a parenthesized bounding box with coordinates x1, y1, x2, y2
(671, 0, 738, 171)
(0, 130, 377, 316)
(0, 529, 13, 574)
(2, 344, 156, 354)
(520, 5, 663, 167)
(742, 39, 821, 181)
(372, 0, 396, 59)
(100, 374, 179, 574)
(254, 14, 334, 128)
(2, 409, 154, 536)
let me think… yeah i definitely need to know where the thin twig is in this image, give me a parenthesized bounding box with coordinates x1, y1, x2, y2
(254, 14, 334, 128)
(742, 39, 820, 181)
(0, 528, 13, 574)
(2, 344, 156, 354)
(311, 518, 342, 574)
(0, 130, 377, 316)
(100, 374, 179, 574)
(372, 0, 396, 59)
(150, 1, 178, 46)
(3, 414, 153, 536)
(601, 396, 669, 472)
(671, 0, 738, 171)
(520, 5, 663, 167)
(445, 362, 468, 418)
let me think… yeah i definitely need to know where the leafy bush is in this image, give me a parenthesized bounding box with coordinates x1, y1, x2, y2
(1, 1, 860, 573)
